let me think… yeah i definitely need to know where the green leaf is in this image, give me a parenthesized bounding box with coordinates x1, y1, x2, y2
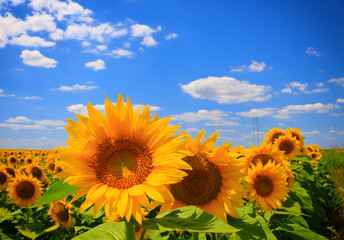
(72, 221, 133, 240)
(256, 215, 277, 240)
(277, 223, 328, 240)
(140, 206, 239, 233)
(17, 226, 40, 240)
(0, 230, 12, 240)
(0, 208, 22, 223)
(29, 179, 80, 208)
(289, 183, 313, 211)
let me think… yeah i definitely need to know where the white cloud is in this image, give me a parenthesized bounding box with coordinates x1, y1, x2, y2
(110, 49, 134, 58)
(67, 103, 90, 115)
(165, 33, 178, 40)
(316, 82, 324, 87)
(180, 76, 272, 104)
(230, 60, 268, 73)
(281, 81, 329, 94)
(337, 98, 344, 103)
(0, 123, 46, 130)
(24, 13, 56, 32)
(81, 41, 91, 47)
(289, 81, 308, 92)
(53, 83, 98, 92)
(96, 45, 107, 51)
(17, 96, 42, 100)
(6, 116, 31, 123)
(305, 47, 321, 57)
(49, 28, 64, 40)
(85, 59, 105, 71)
(20, 49, 57, 68)
(10, 34, 56, 47)
(302, 130, 320, 136)
(131, 24, 161, 37)
(184, 128, 200, 133)
(123, 42, 131, 48)
(141, 35, 157, 47)
(237, 107, 277, 118)
(328, 77, 344, 87)
(34, 119, 65, 126)
(28, 0, 94, 23)
(281, 87, 292, 93)
(0, 89, 15, 97)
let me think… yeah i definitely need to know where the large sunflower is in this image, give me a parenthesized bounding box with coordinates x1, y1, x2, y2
(265, 127, 284, 145)
(56, 94, 190, 224)
(246, 161, 289, 212)
(26, 164, 47, 182)
(164, 130, 246, 222)
(273, 133, 300, 160)
(284, 128, 304, 148)
(48, 198, 73, 229)
(7, 175, 42, 207)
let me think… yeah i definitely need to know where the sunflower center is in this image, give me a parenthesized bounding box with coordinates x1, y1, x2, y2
(5, 168, 15, 178)
(48, 163, 55, 171)
(55, 202, 70, 222)
(31, 167, 43, 179)
(252, 154, 274, 166)
(94, 139, 153, 189)
(10, 157, 16, 164)
(170, 155, 222, 206)
(279, 140, 294, 154)
(311, 153, 317, 159)
(16, 181, 35, 199)
(0, 172, 7, 184)
(291, 133, 300, 141)
(272, 133, 284, 143)
(254, 175, 273, 197)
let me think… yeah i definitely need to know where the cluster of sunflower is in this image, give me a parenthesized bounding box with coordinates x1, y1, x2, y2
(53, 93, 321, 226)
(0, 150, 74, 228)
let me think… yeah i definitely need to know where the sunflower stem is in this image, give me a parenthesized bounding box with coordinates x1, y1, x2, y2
(124, 221, 135, 240)
(139, 228, 147, 240)
(192, 232, 199, 240)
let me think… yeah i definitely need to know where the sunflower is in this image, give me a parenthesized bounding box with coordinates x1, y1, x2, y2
(5, 166, 16, 178)
(246, 161, 289, 212)
(284, 128, 304, 148)
(26, 164, 47, 182)
(45, 157, 56, 174)
(309, 144, 321, 152)
(0, 168, 10, 190)
(273, 133, 300, 160)
(164, 130, 246, 222)
(7, 175, 42, 207)
(265, 127, 284, 145)
(55, 94, 190, 224)
(7, 155, 18, 167)
(25, 155, 35, 165)
(308, 151, 322, 160)
(48, 198, 73, 229)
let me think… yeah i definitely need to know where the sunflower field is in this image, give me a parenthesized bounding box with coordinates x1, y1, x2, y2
(1, 94, 344, 240)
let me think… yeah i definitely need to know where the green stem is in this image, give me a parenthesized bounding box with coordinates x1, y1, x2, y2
(124, 221, 135, 240)
(192, 232, 199, 240)
(139, 228, 147, 240)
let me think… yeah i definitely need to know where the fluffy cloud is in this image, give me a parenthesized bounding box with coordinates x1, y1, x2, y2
(305, 47, 321, 57)
(328, 77, 344, 87)
(5, 116, 31, 123)
(237, 107, 277, 118)
(337, 98, 344, 103)
(10, 34, 55, 47)
(17, 96, 42, 100)
(172, 109, 239, 126)
(20, 49, 57, 68)
(230, 60, 268, 73)
(180, 76, 272, 104)
(165, 33, 178, 40)
(131, 24, 161, 37)
(281, 81, 329, 94)
(110, 49, 134, 58)
(53, 83, 98, 91)
(34, 119, 65, 126)
(141, 35, 157, 47)
(0, 89, 15, 97)
(85, 59, 105, 71)
(0, 123, 46, 130)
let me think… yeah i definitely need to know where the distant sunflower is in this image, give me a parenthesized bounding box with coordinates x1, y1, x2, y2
(26, 164, 47, 182)
(309, 144, 321, 152)
(7, 175, 42, 207)
(0, 169, 10, 190)
(45, 157, 56, 174)
(265, 127, 284, 145)
(25, 155, 35, 165)
(55, 94, 190, 224)
(308, 151, 322, 160)
(5, 166, 16, 178)
(273, 134, 300, 160)
(166, 130, 246, 222)
(246, 161, 289, 212)
(48, 198, 73, 229)
(7, 155, 17, 167)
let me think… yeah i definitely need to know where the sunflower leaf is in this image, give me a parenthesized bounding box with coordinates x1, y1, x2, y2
(139, 206, 240, 233)
(0, 208, 21, 223)
(28, 180, 80, 208)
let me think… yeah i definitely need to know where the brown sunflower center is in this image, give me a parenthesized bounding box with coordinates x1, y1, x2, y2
(0, 172, 7, 184)
(48, 163, 55, 171)
(16, 181, 35, 199)
(31, 167, 43, 179)
(252, 154, 274, 166)
(271, 132, 284, 143)
(10, 157, 16, 164)
(254, 175, 273, 197)
(279, 140, 294, 155)
(55, 202, 70, 222)
(291, 133, 300, 141)
(5, 168, 15, 178)
(170, 155, 222, 206)
(311, 153, 317, 159)
(94, 139, 153, 189)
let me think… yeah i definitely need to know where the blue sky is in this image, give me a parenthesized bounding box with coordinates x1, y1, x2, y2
(0, 0, 344, 149)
